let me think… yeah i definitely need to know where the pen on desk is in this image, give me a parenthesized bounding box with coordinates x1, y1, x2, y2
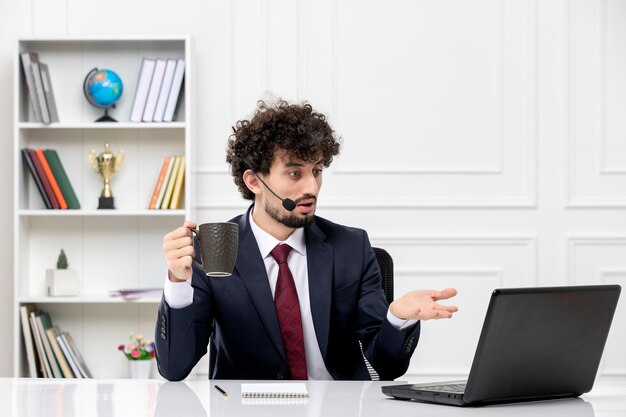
(214, 385, 228, 397)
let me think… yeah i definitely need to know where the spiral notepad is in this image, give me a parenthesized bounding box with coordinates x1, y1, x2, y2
(240, 383, 309, 399)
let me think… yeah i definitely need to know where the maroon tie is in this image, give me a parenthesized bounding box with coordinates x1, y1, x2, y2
(271, 244, 308, 380)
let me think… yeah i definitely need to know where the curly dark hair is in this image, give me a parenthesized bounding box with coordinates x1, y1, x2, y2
(226, 99, 341, 200)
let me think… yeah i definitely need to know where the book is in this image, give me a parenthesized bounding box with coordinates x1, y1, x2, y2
(168, 156, 185, 209)
(19, 52, 43, 122)
(163, 59, 185, 122)
(56, 333, 83, 379)
(109, 287, 163, 300)
(35, 148, 68, 209)
(27, 148, 59, 209)
(46, 326, 76, 378)
(240, 383, 309, 399)
(29, 311, 51, 378)
(153, 59, 177, 122)
(35, 313, 62, 378)
(39, 63, 59, 123)
(148, 156, 171, 209)
(62, 332, 93, 378)
(19, 304, 39, 378)
(160, 156, 181, 209)
(130, 58, 156, 122)
(43, 149, 80, 209)
(21, 148, 51, 209)
(30, 56, 51, 124)
(155, 156, 176, 209)
(142, 58, 167, 122)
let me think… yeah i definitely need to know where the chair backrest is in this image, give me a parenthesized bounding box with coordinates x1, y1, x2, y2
(372, 247, 394, 304)
(208, 246, 394, 378)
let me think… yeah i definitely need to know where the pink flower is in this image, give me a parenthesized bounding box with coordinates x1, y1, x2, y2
(131, 350, 140, 359)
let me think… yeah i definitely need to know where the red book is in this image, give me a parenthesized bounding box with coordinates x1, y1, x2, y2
(28, 149, 59, 209)
(35, 149, 68, 209)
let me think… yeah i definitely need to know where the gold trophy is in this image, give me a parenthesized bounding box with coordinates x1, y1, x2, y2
(88, 142, 124, 209)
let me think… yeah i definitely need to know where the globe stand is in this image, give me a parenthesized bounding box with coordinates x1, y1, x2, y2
(95, 108, 117, 123)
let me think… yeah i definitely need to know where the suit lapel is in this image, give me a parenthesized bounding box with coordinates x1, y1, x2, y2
(235, 208, 286, 362)
(305, 222, 333, 361)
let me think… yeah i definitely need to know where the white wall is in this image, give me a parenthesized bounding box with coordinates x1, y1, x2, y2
(1, 0, 625, 380)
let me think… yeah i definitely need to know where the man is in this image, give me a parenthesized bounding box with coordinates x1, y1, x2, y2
(156, 99, 457, 381)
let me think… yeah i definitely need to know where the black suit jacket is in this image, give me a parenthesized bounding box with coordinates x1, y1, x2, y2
(155, 206, 420, 380)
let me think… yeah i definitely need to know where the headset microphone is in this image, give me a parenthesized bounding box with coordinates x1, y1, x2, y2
(255, 176, 297, 211)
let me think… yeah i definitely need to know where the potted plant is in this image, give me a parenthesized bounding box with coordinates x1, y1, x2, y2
(118, 332, 155, 378)
(45, 249, 79, 296)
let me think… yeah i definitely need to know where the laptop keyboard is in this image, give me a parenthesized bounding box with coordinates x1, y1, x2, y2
(416, 383, 466, 393)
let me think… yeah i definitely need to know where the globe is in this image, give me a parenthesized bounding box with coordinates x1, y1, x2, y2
(83, 68, 123, 122)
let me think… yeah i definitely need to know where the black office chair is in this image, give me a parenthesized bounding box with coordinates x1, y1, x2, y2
(372, 247, 394, 305)
(207, 246, 394, 379)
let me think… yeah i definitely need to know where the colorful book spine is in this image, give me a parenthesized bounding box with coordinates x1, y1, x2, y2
(169, 156, 185, 209)
(155, 156, 175, 209)
(35, 149, 68, 209)
(160, 156, 181, 209)
(27, 149, 59, 209)
(148, 156, 171, 209)
(56, 333, 83, 378)
(43, 149, 80, 209)
(35, 313, 62, 378)
(63, 332, 92, 378)
(19, 304, 39, 378)
(29, 311, 51, 378)
(46, 326, 75, 378)
(21, 148, 51, 209)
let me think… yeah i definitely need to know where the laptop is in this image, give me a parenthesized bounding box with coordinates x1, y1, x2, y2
(382, 285, 621, 406)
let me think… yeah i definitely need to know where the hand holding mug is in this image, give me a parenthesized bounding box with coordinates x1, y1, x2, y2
(163, 221, 197, 282)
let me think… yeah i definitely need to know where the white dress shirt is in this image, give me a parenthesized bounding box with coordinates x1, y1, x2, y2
(164, 212, 416, 379)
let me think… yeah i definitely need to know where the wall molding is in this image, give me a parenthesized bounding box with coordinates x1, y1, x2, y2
(371, 234, 538, 287)
(325, 0, 538, 209)
(566, 0, 626, 207)
(565, 235, 626, 283)
(394, 267, 503, 287)
(331, 1, 504, 175)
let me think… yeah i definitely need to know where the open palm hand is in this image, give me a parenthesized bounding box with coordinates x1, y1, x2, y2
(390, 288, 458, 321)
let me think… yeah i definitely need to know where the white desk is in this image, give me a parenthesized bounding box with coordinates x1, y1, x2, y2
(1, 378, 625, 417)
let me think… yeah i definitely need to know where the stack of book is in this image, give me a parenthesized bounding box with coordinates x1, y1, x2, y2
(130, 57, 185, 122)
(109, 287, 163, 300)
(19, 304, 93, 378)
(147, 155, 185, 209)
(21, 148, 80, 209)
(20, 52, 59, 124)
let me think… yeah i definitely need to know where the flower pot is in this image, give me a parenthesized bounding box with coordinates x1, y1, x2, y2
(128, 360, 153, 379)
(45, 269, 79, 296)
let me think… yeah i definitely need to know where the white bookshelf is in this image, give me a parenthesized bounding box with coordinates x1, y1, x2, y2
(13, 36, 191, 379)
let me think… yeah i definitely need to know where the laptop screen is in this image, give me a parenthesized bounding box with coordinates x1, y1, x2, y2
(463, 285, 621, 403)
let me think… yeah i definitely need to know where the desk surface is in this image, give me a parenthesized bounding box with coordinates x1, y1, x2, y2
(1, 378, 625, 417)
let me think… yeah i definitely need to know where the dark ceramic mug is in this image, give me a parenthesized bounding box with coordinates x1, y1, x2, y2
(189, 222, 239, 277)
